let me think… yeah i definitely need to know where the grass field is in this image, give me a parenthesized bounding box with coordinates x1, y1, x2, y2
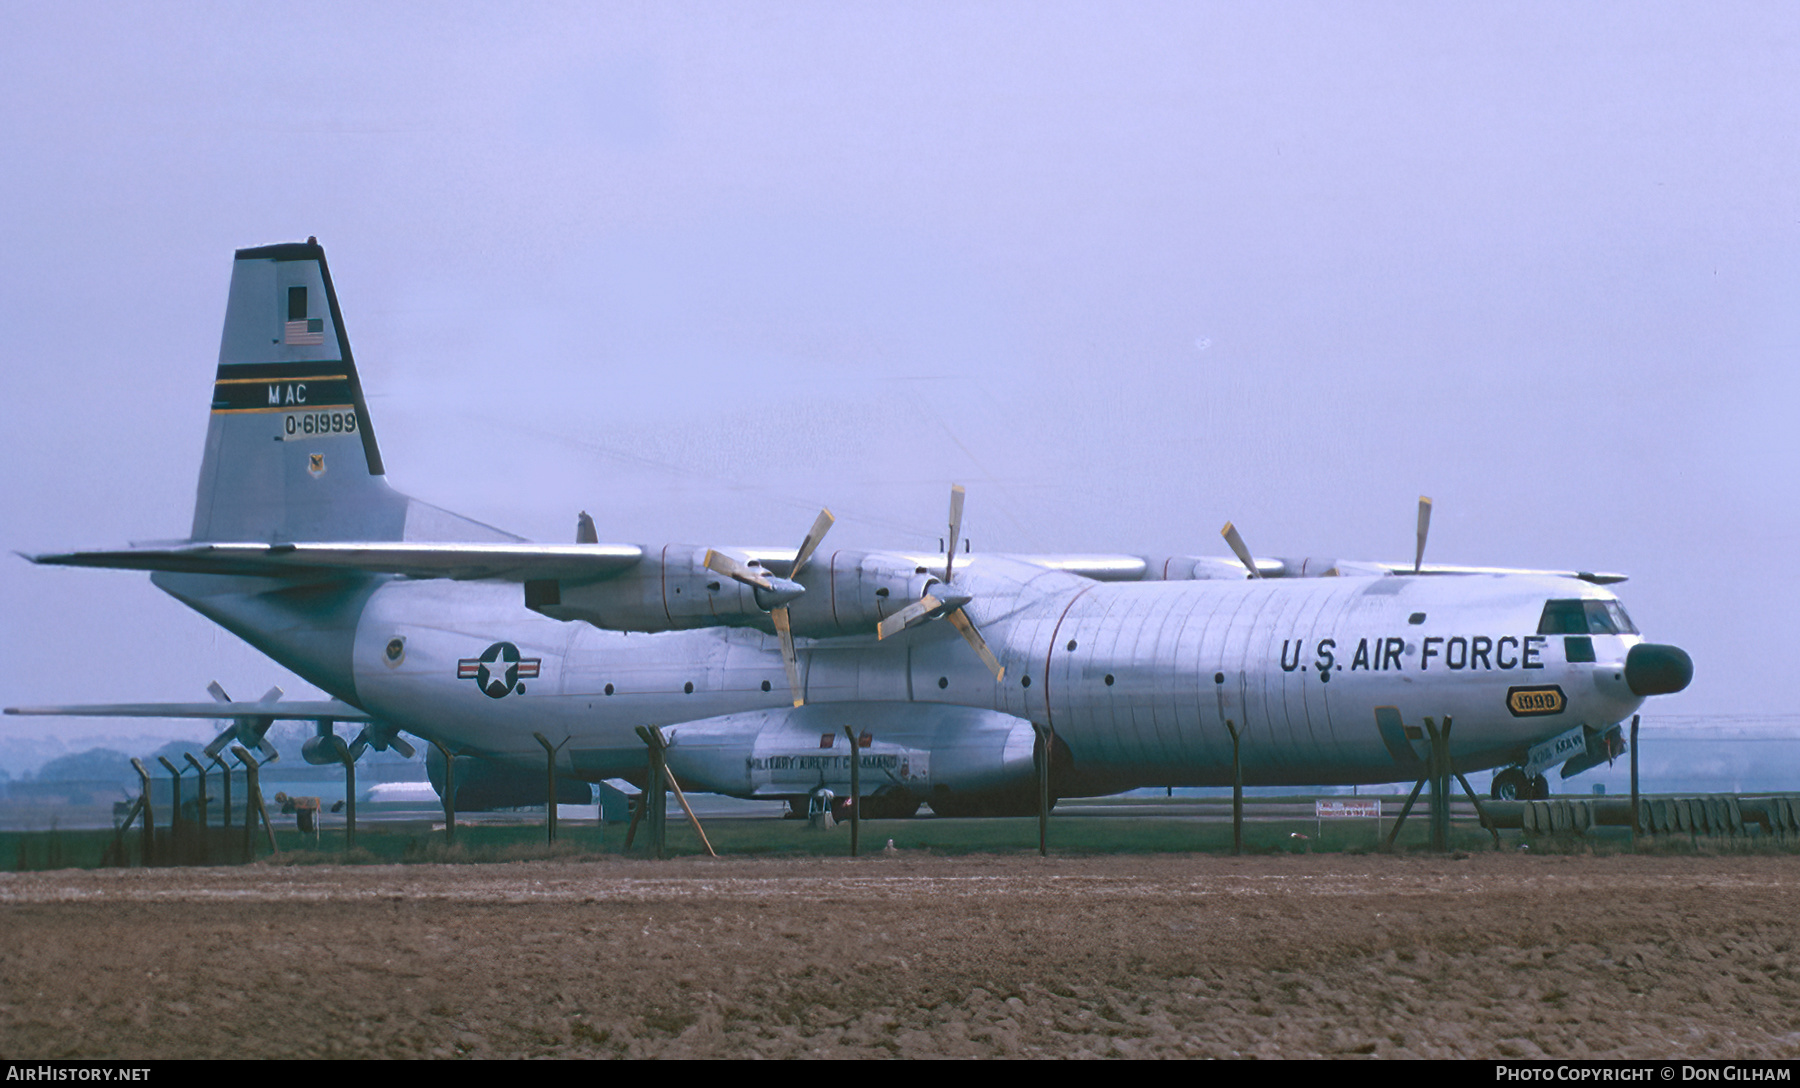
(11, 804, 1772, 871)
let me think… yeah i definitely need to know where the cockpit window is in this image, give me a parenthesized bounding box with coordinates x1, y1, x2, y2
(1600, 600, 1638, 635)
(1537, 598, 1638, 636)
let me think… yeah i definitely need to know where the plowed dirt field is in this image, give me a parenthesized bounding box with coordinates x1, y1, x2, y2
(4, 852, 1798, 1059)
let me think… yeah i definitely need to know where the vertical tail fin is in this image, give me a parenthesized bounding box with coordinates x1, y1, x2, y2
(190, 239, 407, 542)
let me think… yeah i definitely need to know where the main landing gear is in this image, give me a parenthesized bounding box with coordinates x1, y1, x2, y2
(1490, 767, 1551, 801)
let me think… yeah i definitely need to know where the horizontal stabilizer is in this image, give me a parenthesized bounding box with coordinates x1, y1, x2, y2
(5, 700, 373, 721)
(24, 541, 644, 582)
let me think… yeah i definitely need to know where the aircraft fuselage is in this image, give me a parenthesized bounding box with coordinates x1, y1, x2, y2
(239, 555, 1655, 798)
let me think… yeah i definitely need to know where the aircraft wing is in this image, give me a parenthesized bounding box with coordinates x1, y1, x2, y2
(23, 543, 1621, 586)
(1012, 554, 1626, 583)
(5, 700, 373, 720)
(1012, 555, 1151, 581)
(22, 542, 645, 582)
(1369, 562, 1626, 584)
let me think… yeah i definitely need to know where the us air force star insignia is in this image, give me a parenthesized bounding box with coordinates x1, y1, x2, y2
(456, 641, 541, 699)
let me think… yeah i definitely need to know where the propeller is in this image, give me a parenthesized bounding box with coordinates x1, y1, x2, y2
(201, 681, 282, 763)
(1414, 495, 1432, 574)
(706, 508, 835, 707)
(876, 485, 1005, 682)
(1220, 521, 1261, 579)
(944, 607, 1005, 680)
(773, 508, 835, 706)
(1222, 496, 1436, 580)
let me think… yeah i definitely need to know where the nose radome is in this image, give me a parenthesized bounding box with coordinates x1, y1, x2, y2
(1625, 643, 1693, 696)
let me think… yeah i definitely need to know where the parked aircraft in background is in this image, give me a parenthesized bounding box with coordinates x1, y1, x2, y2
(7, 241, 1693, 814)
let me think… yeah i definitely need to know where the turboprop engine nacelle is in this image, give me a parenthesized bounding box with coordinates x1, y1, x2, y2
(528, 548, 941, 638)
(528, 545, 791, 631)
(787, 551, 945, 637)
(300, 733, 349, 765)
(1144, 555, 1355, 580)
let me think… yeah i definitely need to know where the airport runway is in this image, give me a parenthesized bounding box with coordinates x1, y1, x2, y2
(3, 852, 1798, 1059)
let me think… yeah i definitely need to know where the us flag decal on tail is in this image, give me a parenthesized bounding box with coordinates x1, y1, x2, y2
(284, 318, 324, 346)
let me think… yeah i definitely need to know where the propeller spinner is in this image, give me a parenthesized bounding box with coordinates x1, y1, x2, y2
(201, 681, 283, 763)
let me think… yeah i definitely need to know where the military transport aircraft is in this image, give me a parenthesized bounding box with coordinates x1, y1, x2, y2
(7, 240, 1693, 814)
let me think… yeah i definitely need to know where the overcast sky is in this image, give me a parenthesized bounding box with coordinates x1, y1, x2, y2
(2, 3, 1795, 772)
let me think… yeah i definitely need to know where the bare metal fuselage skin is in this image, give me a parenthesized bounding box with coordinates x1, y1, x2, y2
(162, 554, 1646, 798)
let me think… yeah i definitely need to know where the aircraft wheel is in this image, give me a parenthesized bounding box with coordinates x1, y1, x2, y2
(1528, 775, 1551, 800)
(1491, 767, 1529, 801)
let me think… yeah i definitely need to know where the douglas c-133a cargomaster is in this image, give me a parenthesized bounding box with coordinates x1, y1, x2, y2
(8, 240, 1694, 814)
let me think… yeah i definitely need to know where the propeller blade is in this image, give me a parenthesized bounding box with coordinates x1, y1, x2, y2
(877, 594, 942, 641)
(576, 510, 598, 545)
(791, 509, 835, 579)
(203, 726, 235, 760)
(203, 682, 234, 755)
(352, 721, 417, 759)
(945, 608, 1005, 681)
(1414, 495, 1433, 574)
(703, 549, 772, 590)
(253, 686, 282, 760)
(945, 485, 966, 583)
(1220, 522, 1261, 579)
(379, 726, 417, 759)
(771, 607, 805, 706)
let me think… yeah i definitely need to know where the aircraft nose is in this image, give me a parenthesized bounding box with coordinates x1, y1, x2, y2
(1625, 643, 1693, 696)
